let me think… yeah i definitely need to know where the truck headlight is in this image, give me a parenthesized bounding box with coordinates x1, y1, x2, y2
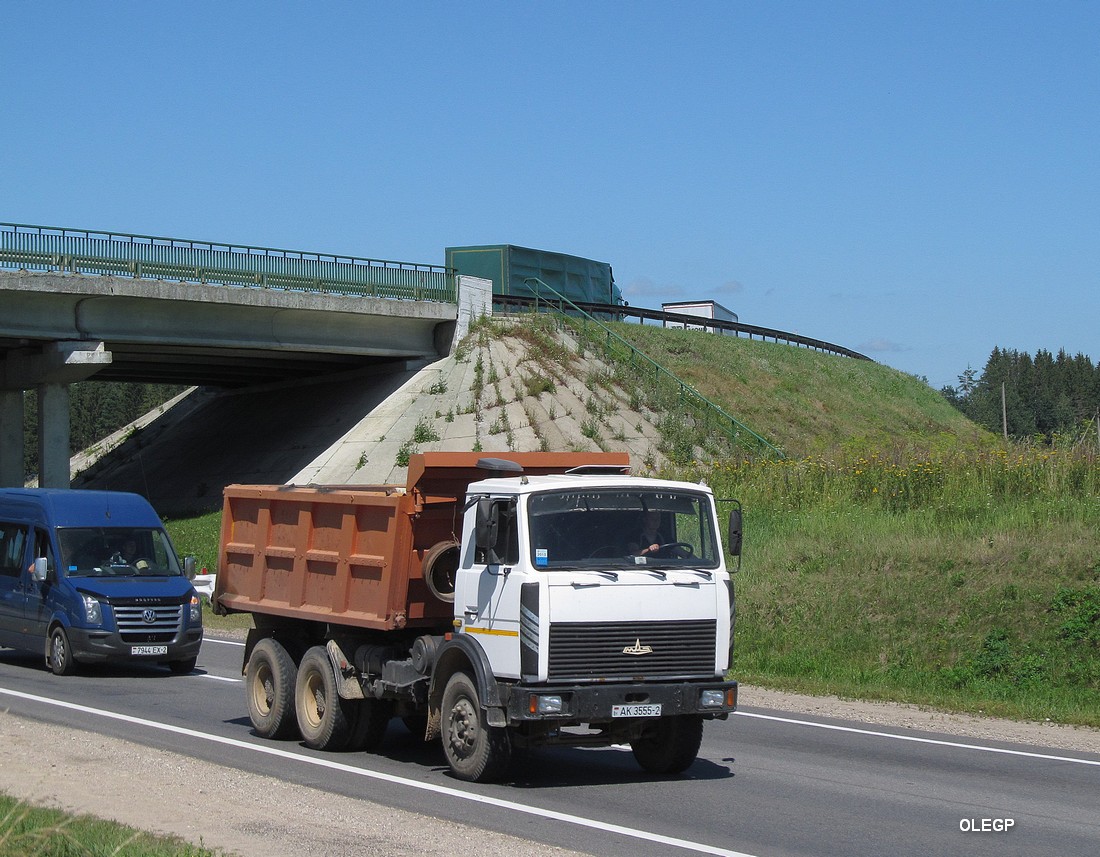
(82, 594, 102, 625)
(189, 595, 202, 624)
(528, 694, 563, 715)
(699, 689, 728, 709)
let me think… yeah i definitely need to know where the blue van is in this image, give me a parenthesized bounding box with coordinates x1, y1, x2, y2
(0, 489, 203, 675)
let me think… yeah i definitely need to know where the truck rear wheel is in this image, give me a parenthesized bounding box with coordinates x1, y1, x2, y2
(295, 646, 353, 751)
(441, 671, 511, 782)
(630, 714, 704, 775)
(246, 638, 298, 739)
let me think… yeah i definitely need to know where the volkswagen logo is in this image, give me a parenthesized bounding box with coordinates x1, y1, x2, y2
(142, 608, 157, 624)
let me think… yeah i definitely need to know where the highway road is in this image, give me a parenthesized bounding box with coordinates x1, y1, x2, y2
(1, 636, 1097, 857)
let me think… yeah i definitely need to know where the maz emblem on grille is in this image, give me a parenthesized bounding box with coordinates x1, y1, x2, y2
(622, 639, 654, 655)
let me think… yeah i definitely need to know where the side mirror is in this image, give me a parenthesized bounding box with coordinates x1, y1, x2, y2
(32, 557, 49, 582)
(184, 556, 197, 579)
(727, 508, 743, 558)
(474, 497, 499, 553)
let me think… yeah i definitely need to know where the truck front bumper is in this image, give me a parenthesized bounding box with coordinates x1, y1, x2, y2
(500, 679, 737, 723)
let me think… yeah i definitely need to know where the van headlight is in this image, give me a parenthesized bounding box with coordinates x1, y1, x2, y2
(189, 595, 202, 624)
(82, 594, 102, 625)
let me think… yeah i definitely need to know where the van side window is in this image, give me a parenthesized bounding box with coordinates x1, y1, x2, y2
(0, 522, 28, 578)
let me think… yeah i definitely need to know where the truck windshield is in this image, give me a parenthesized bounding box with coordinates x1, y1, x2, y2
(57, 528, 182, 578)
(528, 488, 720, 569)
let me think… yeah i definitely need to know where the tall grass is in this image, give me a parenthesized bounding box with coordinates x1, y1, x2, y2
(690, 444, 1100, 725)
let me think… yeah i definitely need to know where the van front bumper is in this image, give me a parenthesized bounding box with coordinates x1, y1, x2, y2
(66, 626, 204, 664)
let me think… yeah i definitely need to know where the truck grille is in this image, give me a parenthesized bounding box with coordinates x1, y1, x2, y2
(548, 620, 716, 681)
(114, 604, 184, 643)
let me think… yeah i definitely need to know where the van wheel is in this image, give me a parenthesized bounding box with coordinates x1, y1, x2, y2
(46, 626, 77, 676)
(295, 646, 352, 751)
(630, 714, 704, 774)
(246, 638, 298, 739)
(441, 671, 511, 782)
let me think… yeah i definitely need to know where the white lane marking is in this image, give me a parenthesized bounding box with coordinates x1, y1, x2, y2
(0, 687, 756, 857)
(735, 710, 1100, 767)
(202, 637, 245, 647)
(200, 674, 242, 683)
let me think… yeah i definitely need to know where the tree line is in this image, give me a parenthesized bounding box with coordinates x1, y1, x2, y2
(941, 347, 1100, 442)
(22, 382, 186, 479)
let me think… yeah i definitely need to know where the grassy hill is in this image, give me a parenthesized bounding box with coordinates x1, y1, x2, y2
(173, 314, 1099, 726)
(607, 320, 987, 457)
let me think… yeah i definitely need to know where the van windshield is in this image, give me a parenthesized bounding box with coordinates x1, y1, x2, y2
(527, 488, 720, 570)
(57, 528, 182, 578)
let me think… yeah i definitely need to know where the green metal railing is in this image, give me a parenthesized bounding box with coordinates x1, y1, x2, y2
(0, 222, 456, 303)
(522, 278, 784, 459)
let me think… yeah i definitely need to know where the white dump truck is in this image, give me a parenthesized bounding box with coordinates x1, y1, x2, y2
(214, 452, 740, 782)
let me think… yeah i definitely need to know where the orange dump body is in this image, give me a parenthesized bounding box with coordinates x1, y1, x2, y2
(213, 451, 629, 632)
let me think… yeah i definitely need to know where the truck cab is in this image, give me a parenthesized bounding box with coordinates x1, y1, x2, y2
(434, 463, 737, 779)
(0, 489, 203, 675)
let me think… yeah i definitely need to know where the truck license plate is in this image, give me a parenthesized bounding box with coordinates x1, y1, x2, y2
(131, 645, 168, 656)
(612, 703, 662, 718)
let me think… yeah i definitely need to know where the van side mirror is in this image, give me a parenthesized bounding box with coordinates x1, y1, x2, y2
(727, 508, 743, 558)
(32, 557, 49, 582)
(184, 556, 197, 578)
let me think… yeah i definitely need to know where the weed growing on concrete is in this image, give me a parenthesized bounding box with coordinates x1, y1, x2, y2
(426, 376, 448, 395)
(412, 418, 440, 444)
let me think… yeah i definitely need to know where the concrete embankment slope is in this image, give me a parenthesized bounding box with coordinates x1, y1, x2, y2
(75, 319, 669, 513)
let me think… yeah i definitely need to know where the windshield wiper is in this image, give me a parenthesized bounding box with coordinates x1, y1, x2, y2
(578, 569, 619, 581)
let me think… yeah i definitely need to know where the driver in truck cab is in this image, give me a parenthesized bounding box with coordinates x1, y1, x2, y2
(631, 509, 666, 556)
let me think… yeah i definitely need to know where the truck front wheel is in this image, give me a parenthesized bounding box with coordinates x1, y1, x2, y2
(441, 671, 511, 782)
(630, 714, 704, 775)
(246, 638, 298, 739)
(295, 646, 353, 751)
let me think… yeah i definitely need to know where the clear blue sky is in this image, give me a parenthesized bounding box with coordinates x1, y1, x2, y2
(3, 2, 1096, 389)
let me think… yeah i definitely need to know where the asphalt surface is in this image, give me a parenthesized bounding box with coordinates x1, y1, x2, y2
(1, 636, 1098, 857)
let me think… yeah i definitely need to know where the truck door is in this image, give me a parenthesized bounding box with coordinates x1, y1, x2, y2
(455, 497, 523, 679)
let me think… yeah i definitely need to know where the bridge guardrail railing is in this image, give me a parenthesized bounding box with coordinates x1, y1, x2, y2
(492, 293, 869, 361)
(0, 222, 456, 303)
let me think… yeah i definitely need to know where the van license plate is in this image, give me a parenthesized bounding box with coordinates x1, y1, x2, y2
(131, 645, 168, 656)
(612, 704, 662, 718)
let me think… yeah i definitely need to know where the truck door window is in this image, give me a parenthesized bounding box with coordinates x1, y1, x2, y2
(475, 500, 518, 566)
(0, 523, 28, 578)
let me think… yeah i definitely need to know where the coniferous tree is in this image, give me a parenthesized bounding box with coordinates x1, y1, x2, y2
(947, 346, 1098, 442)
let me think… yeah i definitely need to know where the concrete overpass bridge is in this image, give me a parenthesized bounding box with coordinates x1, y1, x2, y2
(0, 223, 488, 488)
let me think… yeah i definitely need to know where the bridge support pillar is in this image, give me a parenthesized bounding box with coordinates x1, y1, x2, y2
(0, 341, 112, 488)
(0, 390, 24, 488)
(37, 383, 71, 489)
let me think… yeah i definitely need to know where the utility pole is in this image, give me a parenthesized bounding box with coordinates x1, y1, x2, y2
(1002, 382, 1009, 441)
